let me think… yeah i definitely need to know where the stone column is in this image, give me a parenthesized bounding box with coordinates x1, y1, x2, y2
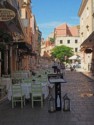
(0, 52, 1, 77)
(9, 46, 12, 75)
(4, 45, 8, 74)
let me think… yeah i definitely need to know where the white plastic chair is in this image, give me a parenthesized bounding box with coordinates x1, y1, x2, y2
(31, 83, 43, 108)
(22, 79, 32, 84)
(11, 84, 25, 108)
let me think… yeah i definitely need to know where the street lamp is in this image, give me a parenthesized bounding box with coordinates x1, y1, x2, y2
(63, 93, 70, 111)
(48, 95, 55, 113)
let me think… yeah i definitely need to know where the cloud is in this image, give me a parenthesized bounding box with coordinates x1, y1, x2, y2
(68, 16, 80, 26)
(38, 19, 80, 39)
(38, 18, 79, 30)
(38, 21, 62, 29)
(70, 16, 79, 20)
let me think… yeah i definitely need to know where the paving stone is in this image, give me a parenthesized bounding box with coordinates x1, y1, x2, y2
(0, 70, 94, 125)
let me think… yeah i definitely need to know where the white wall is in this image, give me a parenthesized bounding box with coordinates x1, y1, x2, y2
(55, 36, 81, 53)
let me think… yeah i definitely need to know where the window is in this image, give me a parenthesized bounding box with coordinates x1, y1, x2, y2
(26, 11, 27, 18)
(67, 40, 70, 44)
(18, 2, 21, 16)
(75, 40, 78, 43)
(86, 7, 89, 17)
(81, 32, 83, 36)
(75, 48, 78, 52)
(60, 40, 63, 44)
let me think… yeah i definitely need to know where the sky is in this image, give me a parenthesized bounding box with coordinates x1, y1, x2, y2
(31, 0, 82, 39)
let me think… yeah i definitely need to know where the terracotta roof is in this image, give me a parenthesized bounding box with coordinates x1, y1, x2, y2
(45, 41, 54, 47)
(69, 26, 79, 36)
(56, 23, 68, 29)
(55, 23, 79, 37)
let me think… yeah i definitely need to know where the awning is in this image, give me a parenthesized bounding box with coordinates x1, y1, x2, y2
(81, 31, 94, 48)
(84, 48, 93, 53)
(13, 42, 32, 52)
(69, 55, 81, 60)
(30, 52, 37, 56)
(3, 1, 26, 37)
(20, 51, 37, 56)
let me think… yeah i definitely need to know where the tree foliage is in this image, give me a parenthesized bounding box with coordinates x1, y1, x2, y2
(51, 45, 73, 62)
(49, 37, 55, 43)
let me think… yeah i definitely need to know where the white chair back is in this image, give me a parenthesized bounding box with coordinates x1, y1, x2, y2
(31, 83, 42, 95)
(12, 84, 22, 96)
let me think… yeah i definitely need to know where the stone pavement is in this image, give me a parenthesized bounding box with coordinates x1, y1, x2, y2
(76, 68, 94, 81)
(0, 69, 94, 125)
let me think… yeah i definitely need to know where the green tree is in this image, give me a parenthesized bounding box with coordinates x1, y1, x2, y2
(51, 45, 73, 62)
(49, 37, 55, 43)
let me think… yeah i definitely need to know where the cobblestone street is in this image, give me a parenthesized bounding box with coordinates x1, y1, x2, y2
(61, 70, 94, 125)
(0, 70, 94, 125)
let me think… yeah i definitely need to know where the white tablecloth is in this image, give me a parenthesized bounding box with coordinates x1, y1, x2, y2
(1, 78, 12, 90)
(12, 72, 29, 79)
(8, 82, 49, 100)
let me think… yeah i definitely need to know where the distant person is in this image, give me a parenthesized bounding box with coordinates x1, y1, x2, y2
(57, 62, 61, 73)
(61, 62, 65, 75)
(75, 61, 78, 68)
(70, 62, 76, 71)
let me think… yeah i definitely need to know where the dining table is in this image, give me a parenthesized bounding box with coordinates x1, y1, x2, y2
(7, 82, 49, 101)
(1, 78, 12, 91)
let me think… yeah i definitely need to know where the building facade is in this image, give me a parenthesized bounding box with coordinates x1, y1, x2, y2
(41, 32, 55, 57)
(0, 0, 41, 76)
(41, 38, 46, 57)
(41, 41, 54, 57)
(54, 23, 81, 56)
(0, 0, 27, 75)
(30, 15, 42, 70)
(78, 0, 94, 71)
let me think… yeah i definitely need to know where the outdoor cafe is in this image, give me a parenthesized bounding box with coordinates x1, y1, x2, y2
(0, 63, 68, 111)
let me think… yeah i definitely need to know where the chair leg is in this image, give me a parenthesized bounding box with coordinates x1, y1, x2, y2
(21, 98, 23, 109)
(41, 97, 43, 108)
(31, 96, 43, 108)
(24, 96, 25, 106)
(14, 102, 16, 106)
(32, 97, 33, 108)
(32, 101, 33, 108)
(12, 99, 14, 108)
